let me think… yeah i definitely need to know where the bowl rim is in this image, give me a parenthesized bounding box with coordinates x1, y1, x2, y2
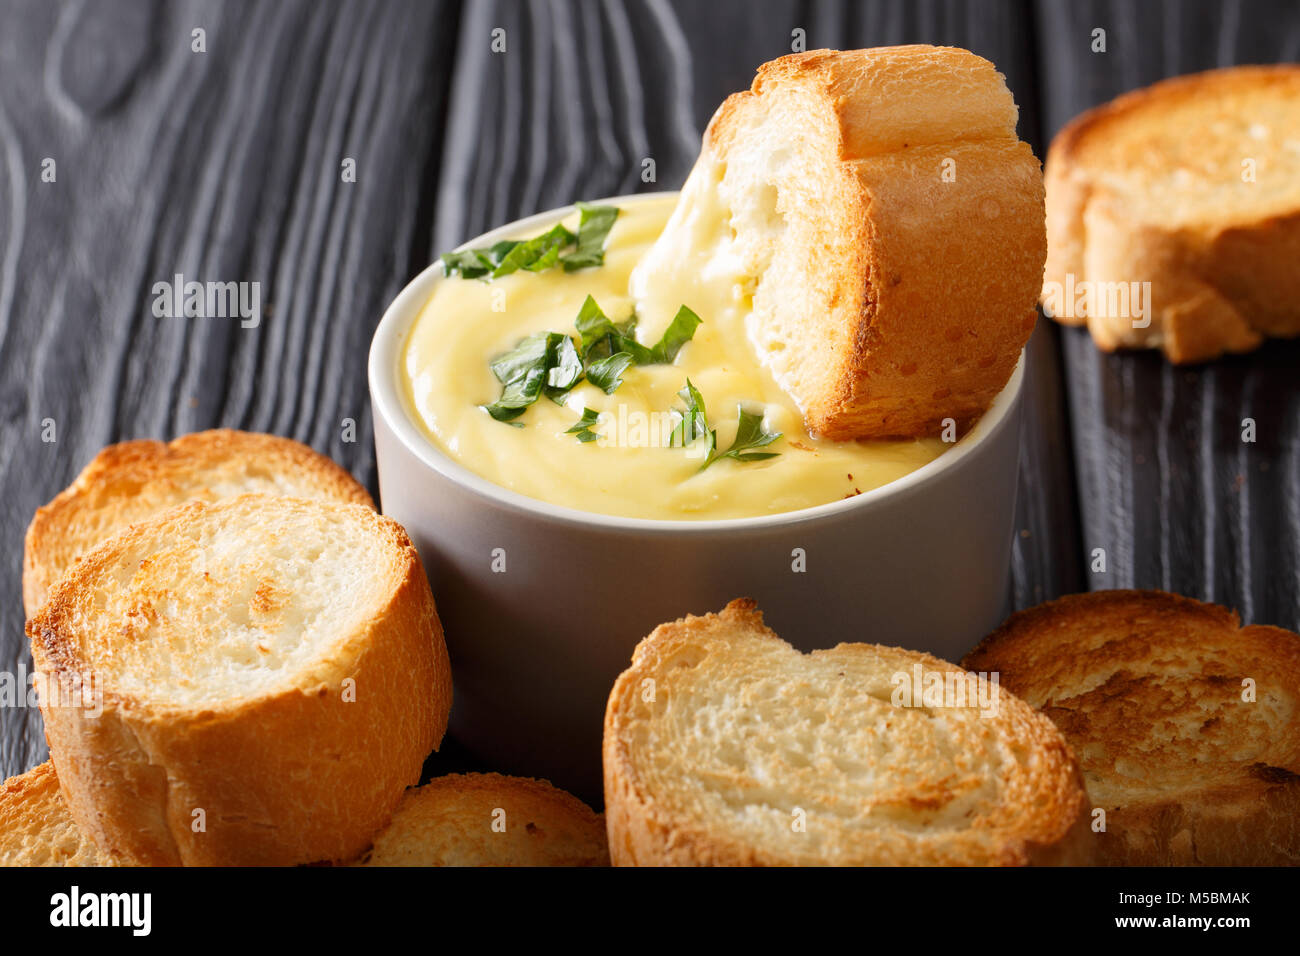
(369, 191, 1026, 535)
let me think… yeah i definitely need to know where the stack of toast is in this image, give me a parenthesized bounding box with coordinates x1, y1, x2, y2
(600, 592, 1298, 866)
(2, 431, 606, 867)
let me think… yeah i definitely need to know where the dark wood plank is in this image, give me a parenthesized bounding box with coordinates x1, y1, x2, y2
(1034, 0, 1300, 630)
(428, 0, 1084, 614)
(0, 0, 462, 778)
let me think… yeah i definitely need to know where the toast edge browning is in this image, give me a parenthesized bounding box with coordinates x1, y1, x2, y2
(1042, 65, 1300, 362)
(963, 589, 1300, 866)
(604, 599, 1091, 867)
(23, 429, 375, 618)
(689, 47, 1045, 440)
(27, 496, 451, 866)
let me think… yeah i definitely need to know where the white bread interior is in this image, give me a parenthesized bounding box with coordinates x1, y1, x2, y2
(23, 429, 374, 617)
(27, 493, 452, 866)
(631, 46, 1045, 440)
(603, 599, 1090, 866)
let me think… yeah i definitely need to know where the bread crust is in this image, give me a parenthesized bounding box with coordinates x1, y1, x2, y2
(1043, 65, 1300, 362)
(27, 495, 452, 866)
(0, 762, 108, 866)
(963, 589, 1300, 865)
(353, 773, 608, 866)
(23, 429, 374, 617)
(604, 599, 1090, 866)
(701, 47, 1045, 439)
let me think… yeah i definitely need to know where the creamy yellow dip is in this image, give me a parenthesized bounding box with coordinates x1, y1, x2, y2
(401, 195, 945, 520)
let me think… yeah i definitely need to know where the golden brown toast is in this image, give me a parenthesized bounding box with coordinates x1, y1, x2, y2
(28, 494, 452, 866)
(632, 46, 1044, 440)
(604, 599, 1090, 866)
(23, 429, 373, 616)
(964, 590, 1300, 865)
(353, 774, 608, 866)
(0, 762, 107, 867)
(1043, 65, 1300, 362)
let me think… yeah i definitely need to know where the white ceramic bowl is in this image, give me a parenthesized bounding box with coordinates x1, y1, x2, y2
(370, 193, 1025, 801)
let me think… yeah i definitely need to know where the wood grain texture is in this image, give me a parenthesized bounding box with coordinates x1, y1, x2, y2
(1035, 0, 1300, 630)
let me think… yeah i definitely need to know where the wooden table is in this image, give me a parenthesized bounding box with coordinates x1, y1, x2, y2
(1, 0, 1296, 780)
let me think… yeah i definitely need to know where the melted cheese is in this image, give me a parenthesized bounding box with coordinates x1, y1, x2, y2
(401, 194, 945, 521)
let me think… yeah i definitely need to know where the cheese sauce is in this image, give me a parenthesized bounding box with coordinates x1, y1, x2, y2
(401, 195, 946, 520)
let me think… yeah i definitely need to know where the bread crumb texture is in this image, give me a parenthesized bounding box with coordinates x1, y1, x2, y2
(604, 599, 1088, 866)
(27, 494, 450, 866)
(354, 774, 608, 867)
(1043, 65, 1300, 362)
(650, 46, 1045, 439)
(965, 589, 1300, 865)
(23, 429, 373, 616)
(0, 762, 106, 867)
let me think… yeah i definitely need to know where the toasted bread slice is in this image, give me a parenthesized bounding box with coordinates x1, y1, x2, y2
(0, 762, 109, 867)
(23, 429, 374, 617)
(353, 774, 607, 866)
(27, 494, 452, 866)
(963, 590, 1300, 865)
(603, 599, 1089, 866)
(631, 46, 1044, 440)
(1043, 65, 1300, 362)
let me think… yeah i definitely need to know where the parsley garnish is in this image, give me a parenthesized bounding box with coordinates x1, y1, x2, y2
(585, 352, 634, 394)
(562, 203, 620, 272)
(668, 378, 782, 470)
(481, 296, 702, 431)
(545, 335, 583, 399)
(575, 296, 701, 366)
(565, 407, 602, 443)
(709, 407, 783, 467)
(442, 203, 620, 279)
(669, 379, 713, 453)
(651, 306, 703, 364)
(483, 332, 568, 424)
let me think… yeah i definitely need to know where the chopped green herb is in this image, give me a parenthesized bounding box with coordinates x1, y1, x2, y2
(574, 295, 698, 368)
(565, 407, 602, 443)
(572, 296, 647, 364)
(561, 202, 620, 272)
(704, 406, 782, 469)
(650, 306, 702, 364)
(574, 295, 622, 359)
(440, 248, 494, 279)
(544, 335, 584, 400)
(491, 224, 575, 279)
(668, 379, 782, 470)
(483, 332, 565, 423)
(669, 379, 712, 452)
(481, 296, 702, 428)
(440, 239, 522, 279)
(585, 351, 634, 394)
(441, 203, 619, 280)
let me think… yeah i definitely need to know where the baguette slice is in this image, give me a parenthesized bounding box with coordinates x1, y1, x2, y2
(963, 590, 1300, 866)
(603, 599, 1089, 866)
(27, 494, 452, 866)
(1043, 65, 1300, 362)
(24, 429, 374, 617)
(0, 762, 109, 867)
(353, 774, 608, 866)
(631, 46, 1045, 440)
